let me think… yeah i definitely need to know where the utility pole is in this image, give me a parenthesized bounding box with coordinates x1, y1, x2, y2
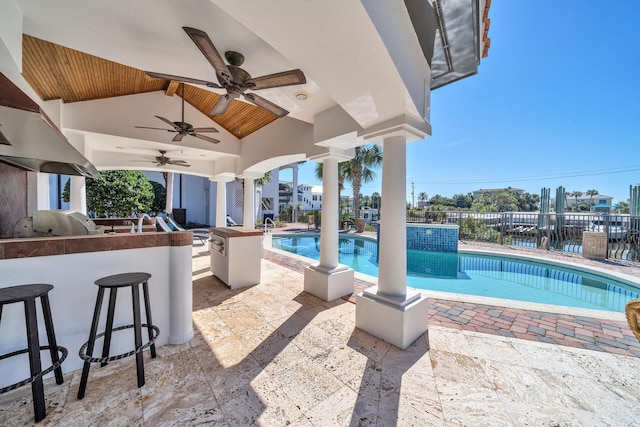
(411, 181, 415, 208)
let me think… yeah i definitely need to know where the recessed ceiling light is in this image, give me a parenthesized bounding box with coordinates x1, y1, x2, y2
(294, 91, 309, 101)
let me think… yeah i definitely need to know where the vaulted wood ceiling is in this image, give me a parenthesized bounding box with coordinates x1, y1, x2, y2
(21, 35, 277, 139)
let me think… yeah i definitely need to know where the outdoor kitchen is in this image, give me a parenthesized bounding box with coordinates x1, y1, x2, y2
(0, 73, 194, 395)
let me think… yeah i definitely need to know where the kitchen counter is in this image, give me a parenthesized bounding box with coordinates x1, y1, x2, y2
(0, 231, 191, 259)
(209, 227, 262, 289)
(0, 231, 194, 387)
(209, 227, 263, 238)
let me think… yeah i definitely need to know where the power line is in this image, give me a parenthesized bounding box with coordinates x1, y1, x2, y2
(411, 165, 640, 185)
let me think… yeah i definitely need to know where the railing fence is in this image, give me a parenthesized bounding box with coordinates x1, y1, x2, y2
(403, 211, 640, 262)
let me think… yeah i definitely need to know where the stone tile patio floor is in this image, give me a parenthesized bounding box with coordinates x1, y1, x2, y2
(265, 243, 640, 358)
(1, 239, 640, 425)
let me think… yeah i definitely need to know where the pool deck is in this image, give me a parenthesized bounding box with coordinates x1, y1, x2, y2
(269, 227, 640, 357)
(2, 228, 640, 425)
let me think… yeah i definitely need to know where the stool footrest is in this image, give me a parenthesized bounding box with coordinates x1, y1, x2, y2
(0, 346, 68, 394)
(78, 323, 160, 364)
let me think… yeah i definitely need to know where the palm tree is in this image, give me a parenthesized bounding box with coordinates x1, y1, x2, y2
(572, 191, 583, 208)
(314, 161, 349, 209)
(343, 145, 383, 220)
(430, 194, 447, 206)
(254, 171, 271, 187)
(586, 189, 599, 206)
(314, 145, 383, 219)
(418, 192, 428, 203)
(371, 192, 381, 210)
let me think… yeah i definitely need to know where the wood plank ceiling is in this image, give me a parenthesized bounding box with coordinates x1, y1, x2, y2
(21, 35, 277, 139)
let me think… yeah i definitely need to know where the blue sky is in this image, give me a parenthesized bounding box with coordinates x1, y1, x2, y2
(296, 1, 640, 205)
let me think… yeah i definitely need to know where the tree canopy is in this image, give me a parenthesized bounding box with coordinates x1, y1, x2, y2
(63, 170, 154, 217)
(423, 190, 540, 212)
(343, 145, 383, 219)
(314, 144, 383, 218)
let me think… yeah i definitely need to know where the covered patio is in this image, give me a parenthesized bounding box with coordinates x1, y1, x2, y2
(2, 0, 492, 357)
(1, 241, 639, 426)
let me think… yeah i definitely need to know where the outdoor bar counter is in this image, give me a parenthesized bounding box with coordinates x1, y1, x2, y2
(209, 227, 262, 289)
(0, 231, 194, 387)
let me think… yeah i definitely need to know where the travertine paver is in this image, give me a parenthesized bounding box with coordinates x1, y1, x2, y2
(265, 238, 640, 357)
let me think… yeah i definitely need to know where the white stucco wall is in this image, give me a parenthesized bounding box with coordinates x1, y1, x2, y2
(0, 243, 193, 386)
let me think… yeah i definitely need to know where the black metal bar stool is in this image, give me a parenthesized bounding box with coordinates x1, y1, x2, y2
(77, 272, 159, 399)
(0, 284, 67, 423)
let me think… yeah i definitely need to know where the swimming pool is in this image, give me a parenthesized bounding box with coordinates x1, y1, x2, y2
(271, 234, 640, 312)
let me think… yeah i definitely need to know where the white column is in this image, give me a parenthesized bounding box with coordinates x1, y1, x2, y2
(208, 179, 217, 226)
(319, 158, 339, 268)
(377, 136, 407, 297)
(292, 163, 299, 223)
(165, 172, 174, 215)
(36, 173, 51, 210)
(355, 133, 429, 350)
(168, 244, 194, 344)
(70, 175, 87, 215)
(216, 180, 227, 227)
(304, 155, 354, 301)
(243, 177, 255, 229)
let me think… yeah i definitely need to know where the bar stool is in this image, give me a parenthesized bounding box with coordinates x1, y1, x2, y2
(77, 272, 159, 399)
(0, 284, 67, 423)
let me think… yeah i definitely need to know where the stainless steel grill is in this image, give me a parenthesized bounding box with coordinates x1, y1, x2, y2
(13, 210, 104, 238)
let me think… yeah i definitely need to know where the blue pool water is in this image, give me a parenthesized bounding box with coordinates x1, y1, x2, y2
(271, 234, 640, 312)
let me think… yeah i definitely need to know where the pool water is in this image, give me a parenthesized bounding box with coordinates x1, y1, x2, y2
(271, 234, 640, 312)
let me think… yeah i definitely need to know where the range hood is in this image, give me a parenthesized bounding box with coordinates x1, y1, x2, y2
(0, 72, 99, 178)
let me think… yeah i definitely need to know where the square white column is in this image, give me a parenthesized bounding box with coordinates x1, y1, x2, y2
(355, 286, 429, 350)
(304, 265, 354, 301)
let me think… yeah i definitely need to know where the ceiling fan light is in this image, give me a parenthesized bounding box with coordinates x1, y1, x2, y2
(294, 91, 309, 101)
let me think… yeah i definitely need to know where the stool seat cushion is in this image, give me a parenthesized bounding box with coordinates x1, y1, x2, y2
(0, 284, 54, 304)
(94, 272, 151, 288)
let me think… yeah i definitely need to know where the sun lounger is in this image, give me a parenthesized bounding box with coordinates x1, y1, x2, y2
(226, 215, 241, 227)
(157, 216, 210, 245)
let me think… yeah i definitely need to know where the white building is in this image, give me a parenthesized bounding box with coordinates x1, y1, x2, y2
(297, 184, 323, 212)
(551, 194, 614, 208)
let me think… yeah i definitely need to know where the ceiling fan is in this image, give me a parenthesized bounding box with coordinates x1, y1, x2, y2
(145, 27, 306, 118)
(131, 150, 190, 168)
(134, 83, 220, 144)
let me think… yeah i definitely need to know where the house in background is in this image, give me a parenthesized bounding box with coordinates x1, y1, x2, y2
(296, 184, 323, 212)
(551, 193, 614, 208)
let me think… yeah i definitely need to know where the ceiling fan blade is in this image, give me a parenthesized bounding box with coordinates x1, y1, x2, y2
(145, 71, 221, 88)
(210, 95, 234, 115)
(243, 93, 289, 118)
(192, 133, 220, 144)
(154, 116, 181, 131)
(166, 161, 191, 167)
(182, 27, 232, 85)
(134, 126, 174, 132)
(248, 69, 306, 90)
(190, 127, 219, 133)
(172, 133, 184, 142)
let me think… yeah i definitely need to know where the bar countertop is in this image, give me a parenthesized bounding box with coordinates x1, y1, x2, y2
(209, 227, 263, 238)
(0, 231, 193, 260)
